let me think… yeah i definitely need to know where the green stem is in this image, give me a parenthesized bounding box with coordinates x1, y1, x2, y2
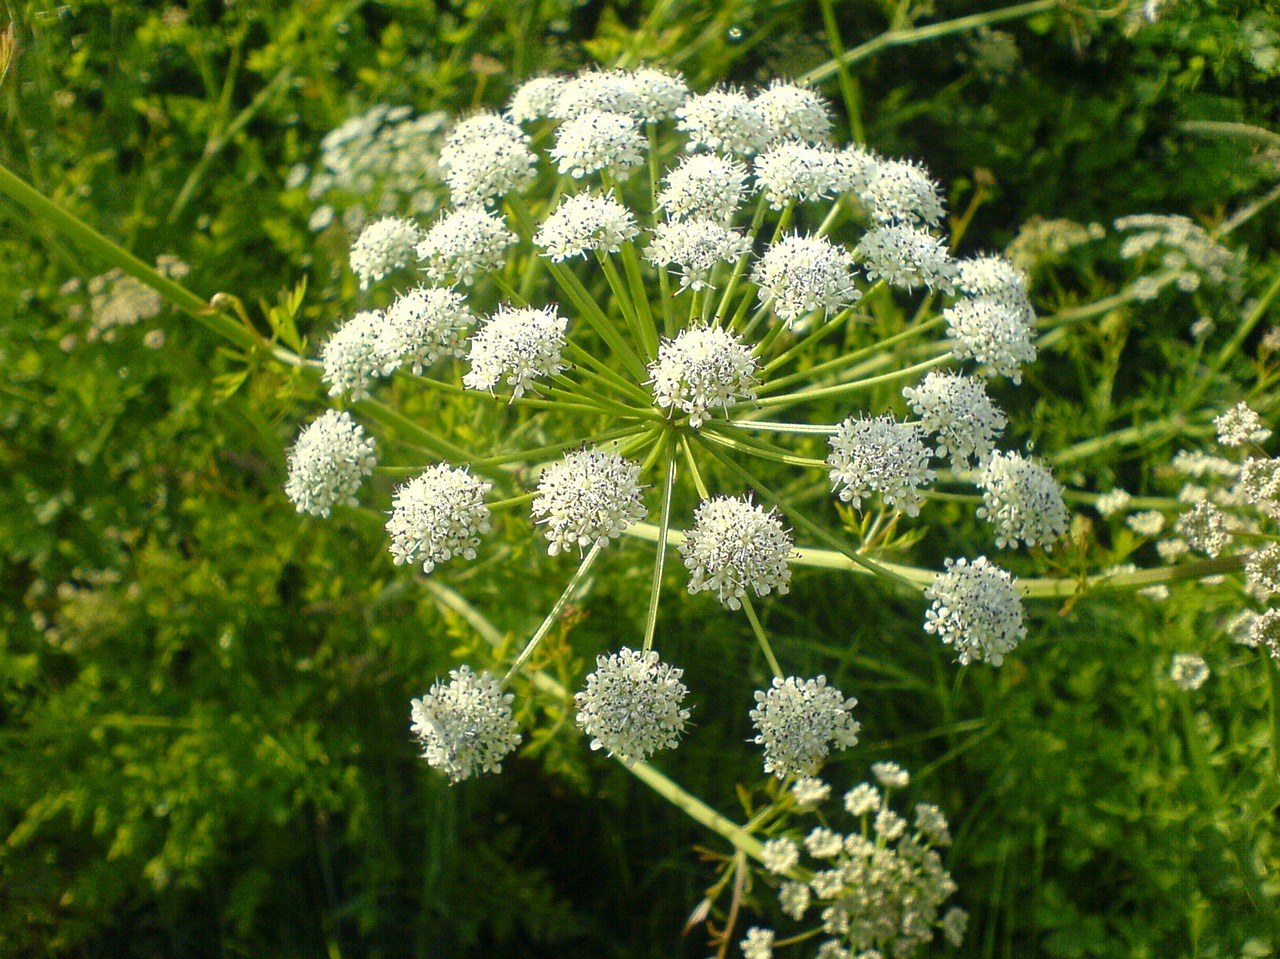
(800, 0, 1061, 84)
(546, 260, 650, 381)
(741, 596, 784, 678)
(0, 161, 256, 350)
(642, 443, 679, 652)
(501, 541, 605, 688)
(747, 353, 952, 409)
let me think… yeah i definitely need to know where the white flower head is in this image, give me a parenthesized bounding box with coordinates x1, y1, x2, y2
(648, 326, 759, 428)
(1240, 457, 1280, 517)
(681, 495, 793, 610)
(676, 87, 771, 155)
(410, 665, 521, 783)
(443, 111, 526, 153)
(1170, 653, 1210, 691)
(792, 777, 831, 807)
(350, 216, 423, 289)
(858, 225, 957, 293)
(627, 67, 690, 121)
(506, 76, 567, 123)
(536, 191, 639, 262)
(741, 927, 776, 959)
(754, 80, 833, 146)
(750, 675, 861, 778)
(551, 69, 644, 120)
(956, 254, 1034, 318)
(871, 760, 910, 789)
(827, 415, 936, 517)
(320, 309, 389, 400)
(550, 109, 646, 179)
(416, 207, 516, 285)
(463, 305, 567, 398)
(386, 465, 492, 573)
(574, 647, 691, 765)
(924, 556, 1027, 665)
(532, 447, 646, 556)
(284, 410, 377, 517)
(645, 218, 752, 292)
(858, 157, 946, 227)
(843, 782, 882, 816)
(382, 286, 474, 374)
(902, 371, 1007, 470)
(1249, 609, 1280, 659)
(1095, 488, 1133, 518)
(1174, 500, 1231, 557)
(442, 136, 537, 207)
(1126, 509, 1167, 537)
(657, 153, 750, 222)
(1246, 543, 1280, 599)
(945, 296, 1038, 383)
(752, 233, 860, 327)
(977, 451, 1069, 551)
(754, 141, 862, 210)
(761, 837, 801, 874)
(1215, 402, 1272, 448)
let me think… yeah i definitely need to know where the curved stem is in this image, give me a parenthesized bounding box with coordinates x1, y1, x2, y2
(642, 443, 679, 652)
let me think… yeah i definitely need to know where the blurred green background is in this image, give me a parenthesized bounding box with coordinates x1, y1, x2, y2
(2, 1, 1279, 956)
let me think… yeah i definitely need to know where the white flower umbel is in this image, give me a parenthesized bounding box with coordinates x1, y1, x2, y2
(754, 80, 833, 146)
(902, 371, 1007, 470)
(1170, 653, 1210, 691)
(676, 87, 771, 155)
(754, 141, 859, 210)
(924, 556, 1027, 665)
(443, 111, 526, 153)
(826, 415, 936, 517)
(1215, 402, 1272, 448)
(627, 67, 690, 122)
(681, 495, 793, 610)
(871, 760, 910, 789)
(350, 216, 423, 289)
(551, 69, 644, 120)
(284, 410, 378, 517)
(645, 218, 752, 292)
(550, 110, 646, 179)
(506, 76, 566, 123)
(1174, 500, 1230, 557)
(648, 326, 759, 428)
(858, 157, 946, 227)
(741, 927, 776, 959)
(752, 233, 860, 327)
(761, 837, 801, 874)
(410, 665, 521, 783)
(320, 309, 389, 400)
(1246, 543, 1280, 599)
(442, 136, 537, 207)
(1240, 457, 1280, 517)
(574, 647, 691, 765)
(1249, 610, 1280, 659)
(945, 296, 1038, 383)
(749, 675, 861, 778)
(532, 447, 647, 556)
(535, 192, 639, 262)
(386, 465, 492, 573)
(858, 225, 956, 293)
(977, 451, 1069, 551)
(657, 153, 750, 222)
(463, 305, 567, 398)
(382, 286, 474, 374)
(955, 254, 1035, 320)
(416, 206, 516, 285)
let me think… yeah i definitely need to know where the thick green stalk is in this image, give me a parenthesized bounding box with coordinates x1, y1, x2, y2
(642, 445, 679, 653)
(0, 161, 256, 351)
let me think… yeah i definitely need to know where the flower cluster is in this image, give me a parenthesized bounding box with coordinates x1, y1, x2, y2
(410, 665, 521, 783)
(747, 767, 966, 958)
(283, 65, 1066, 788)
